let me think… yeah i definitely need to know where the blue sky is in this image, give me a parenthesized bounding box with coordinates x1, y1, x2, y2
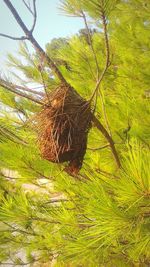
(0, 0, 83, 72)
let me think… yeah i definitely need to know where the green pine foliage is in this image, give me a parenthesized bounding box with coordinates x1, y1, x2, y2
(0, 0, 150, 266)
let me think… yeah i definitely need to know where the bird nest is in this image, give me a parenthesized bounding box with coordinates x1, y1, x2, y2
(35, 84, 92, 175)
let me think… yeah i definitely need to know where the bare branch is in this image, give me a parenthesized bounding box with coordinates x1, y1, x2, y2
(0, 33, 27, 40)
(22, 0, 37, 33)
(16, 84, 44, 96)
(0, 78, 44, 97)
(3, 0, 68, 84)
(0, 79, 43, 105)
(3, 0, 31, 35)
(30, 0, 37, 33)
(22, 0, 34, 15)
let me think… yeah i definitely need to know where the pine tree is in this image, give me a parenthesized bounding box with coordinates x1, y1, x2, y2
(0, 0, 150, 266)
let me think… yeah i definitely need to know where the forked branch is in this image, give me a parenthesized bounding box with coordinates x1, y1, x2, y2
(3, 0, 68, 85)
(22, 0, 34, 15)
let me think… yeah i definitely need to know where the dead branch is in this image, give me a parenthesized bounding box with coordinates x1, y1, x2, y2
(0, 78, 44, 96)
(30, 0, 37, 33)
(22, 0, 34, 15)
(16, 85, 44, 96)
(0, 33, 27, 40)
(3, 0, 68, 85)
(0, 79, 43, 105)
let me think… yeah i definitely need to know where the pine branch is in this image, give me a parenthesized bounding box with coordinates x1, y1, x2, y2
(90, 13, 111, 101)
(15, 85, 44, 96)
(0, 79, 43, 105)
(0, 78, 44, 97)
(0, 126, 28, 145)
(37, 63, 51, 101)
(81, 11, 100, 79)
(43, 198, 68, 204)
(98, 89, 112, 136)
(2, 222, 36, 236)
(85, 28, 111, 135)
(88, 144, 109, 150)
(89, 10, 112, 135)
(0, 260, 37, 266)
(30, 217, 61, 224)
(23, 161, 55, 180)
(92, 115, 121, 168)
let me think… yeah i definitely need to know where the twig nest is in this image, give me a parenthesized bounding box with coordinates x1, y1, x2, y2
(36, 84, 92, 175)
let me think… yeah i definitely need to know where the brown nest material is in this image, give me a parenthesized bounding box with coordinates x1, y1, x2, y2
(36, 84, 92, 175)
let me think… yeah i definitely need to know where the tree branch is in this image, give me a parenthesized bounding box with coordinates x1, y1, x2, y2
(22, 0, 34, 15)
(2, 222, 36, 236)
(90, 13, 110, 101)
(0, 260, 36, 266)
(90, 11, 112, 135)
(30, 0, 37, 33)
(0, 33, 27, 40)
(3, 0, 68, 85)
(81, 11, 100, 79)
(17, 86, 44, 96)
(38, 65, 51, 102)
(0, 78, 44, 96)
(88, 144, 109, 151)
(92, 115, 121, 168)
(22, 0, 37, 33)
(0, 126, 28, 145)
(43, 198, 68, 204)
(0, 79, 43, 105)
